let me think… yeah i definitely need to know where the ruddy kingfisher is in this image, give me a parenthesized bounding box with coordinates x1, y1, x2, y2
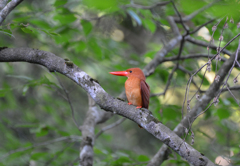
(109, 68, 150, 109)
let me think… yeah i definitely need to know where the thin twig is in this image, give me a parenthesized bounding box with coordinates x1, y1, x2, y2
(171, 0, 189, 32)
(124, 1, 170, 9)
(95, 118, 126, 139)
(226, 86, 240, 107)
(151, 65, 178, 97)
(186, 36, 233, 56)
(189, 68, 207, 102)
(178, 66, 200, 90)
(182, 33, 240, 117)
(55, 73, 80, 130)
(216, 38, 240, 100)
(45, 142, 73, 166)
(207, 18, 224, 58)
(189, 19, 216, 35)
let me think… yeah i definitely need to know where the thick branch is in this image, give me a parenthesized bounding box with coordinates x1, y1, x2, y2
(0, 47, 214, 166)
(0, 0, 24, 25)
(80, 95, 104, 166)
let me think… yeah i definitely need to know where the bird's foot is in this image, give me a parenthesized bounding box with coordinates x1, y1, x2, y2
(128, 102, 132, 105)
(136, 106, 142, 109)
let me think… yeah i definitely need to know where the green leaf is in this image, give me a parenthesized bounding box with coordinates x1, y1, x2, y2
(0, 89, 7, 97)
(88, 38, 102, 57)
(57, 130, 70, 136)
(31, 152, 48, 160)
(112, 156, 131, 165)
(162, 105, 181, 121)
(22, 76, 60, 95)
(6, 75, 32, 80)
(49, 32, 59, 36)
(30, 125, 49, 137)
(54, 14, 77, 24)
(9, 149, 32, 160)
(94, 147, 107, 155)
(54, 0, 68, 7)
(0, 28, 14, 37)
(197, 73, 210, 86)
(142, 18, 156, 33)
(144, 51, 158, 59)
(137, 155, 149, 162)
(21, 27, 33, 33)
(158, 68, 169, 83)
(215, 108, 231, 120)
(30, 19, 51, 29)
(83, 0, 118, 11)
(81, 20, 93, 36)
(74, 41, 86, 53)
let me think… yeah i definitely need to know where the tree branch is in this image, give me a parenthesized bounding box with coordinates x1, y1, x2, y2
(162, 53, 226, 62)
(174, 1, 218, 23)
(55, 73, 80, 130)
(0, 47, 215, 166)
(95, 118, 126, 139)
(0, 0, 24, 25)
(80, 95, 100, 166)
(124, 1, 170, 9)
(0, 0, 8, 11)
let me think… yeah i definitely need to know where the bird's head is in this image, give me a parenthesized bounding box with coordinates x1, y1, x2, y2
(109, 68, 145, 80)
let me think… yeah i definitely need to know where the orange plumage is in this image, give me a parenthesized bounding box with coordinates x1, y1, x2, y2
(110, 68, 150, 109)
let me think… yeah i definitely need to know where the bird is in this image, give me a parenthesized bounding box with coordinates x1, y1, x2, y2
(109, 68, 150, 109)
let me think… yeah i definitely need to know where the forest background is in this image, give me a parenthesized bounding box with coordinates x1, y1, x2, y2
(0, 0, 240, 166)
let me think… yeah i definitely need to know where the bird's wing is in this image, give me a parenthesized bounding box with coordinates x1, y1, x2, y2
(140, 80, 150, 109)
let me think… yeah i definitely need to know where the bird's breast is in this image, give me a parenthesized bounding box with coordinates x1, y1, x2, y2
(125, 77, 142, 106)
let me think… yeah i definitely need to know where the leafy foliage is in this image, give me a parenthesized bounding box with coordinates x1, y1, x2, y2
(0, 0, 240, 165)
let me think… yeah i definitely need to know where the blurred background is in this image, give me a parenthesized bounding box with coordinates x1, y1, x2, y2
(0, 0, 240, 165)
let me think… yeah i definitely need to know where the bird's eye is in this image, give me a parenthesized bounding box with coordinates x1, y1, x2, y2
(129, 70, 132, 73)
